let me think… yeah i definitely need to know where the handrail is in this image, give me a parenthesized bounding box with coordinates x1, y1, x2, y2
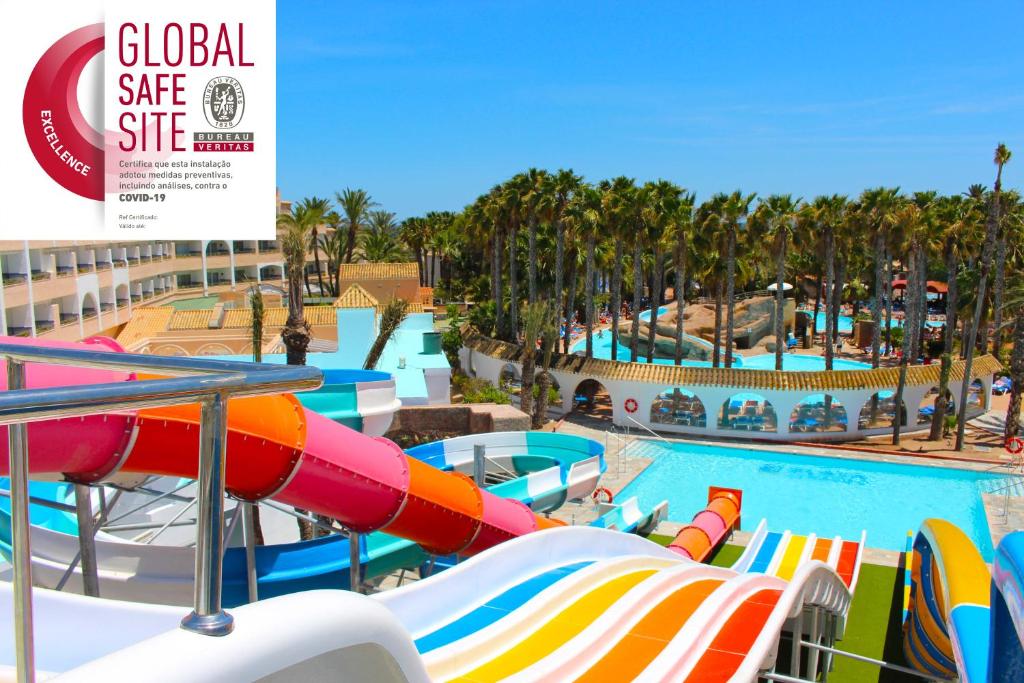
(0, 342, 323, 681)
(624, 413, 671, 444)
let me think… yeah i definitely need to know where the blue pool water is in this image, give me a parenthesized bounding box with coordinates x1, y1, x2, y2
(802, 310, 943, 332)
(621, 442, 1007, 559)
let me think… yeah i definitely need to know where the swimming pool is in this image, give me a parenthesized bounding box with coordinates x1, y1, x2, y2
(620, 441, 1008, 559)
(801, 310, 943, 332)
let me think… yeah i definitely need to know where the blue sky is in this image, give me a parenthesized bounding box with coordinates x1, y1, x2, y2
(277, 1, 1024, 218)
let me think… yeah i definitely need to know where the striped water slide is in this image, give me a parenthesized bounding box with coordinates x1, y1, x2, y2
(375, 526, 857, 682)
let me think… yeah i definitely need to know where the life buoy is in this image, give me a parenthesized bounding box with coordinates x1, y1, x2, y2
(1007, 437, 1024, 455)
(592, 487, 614, 504)
(624, 398, 639, 414)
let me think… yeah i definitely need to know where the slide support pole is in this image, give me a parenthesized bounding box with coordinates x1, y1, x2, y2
(349, 531, 361, 593)
(73, 484, 100, 597)
(181, 391, 234, 636)
(473, 443, 485, 486)
(241, 503, 259, 603)
(6, 359, 34, 683)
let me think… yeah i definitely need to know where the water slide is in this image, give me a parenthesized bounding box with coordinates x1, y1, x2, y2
(666, 487, 741, 562)
(903, 519, 1024, 682)
(7, 525, 861, 681)
(0, 432, 606, 605)
(0, 337, 563, 567)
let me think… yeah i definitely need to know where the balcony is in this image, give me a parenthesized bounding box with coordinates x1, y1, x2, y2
(126, 257, 140, 266)
(34, 320, 55, 334)
(95, 261, 112, 271)
(100, 302, 114, 312)
(113, 259, 129, 268)
(116, 299, 129, 309)
(77, 264, 95, 274)
(207, 248, 230, 256)
(258, 241, 280, 253)
(31, 270, 52, 281)
(178, 281, 203, 290)
(6, 326, 31, 337)
(56, 266, 75, 278)
(130, 294, 142, 303)
(59, 313, 79, 326)
(3, 273, 27, 287)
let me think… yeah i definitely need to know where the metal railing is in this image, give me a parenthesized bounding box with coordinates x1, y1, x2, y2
(623, 413, 671, 444)
(0, 343, 322, 681)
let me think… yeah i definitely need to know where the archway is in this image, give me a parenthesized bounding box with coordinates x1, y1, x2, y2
(857, 391, 906, 430)
(206, 241, 230, 256)
(499, 363, 521, 392)
(718, 393, 777, 432)
(651, 388, 707, 428)
(789, 394, 848, 433)
(918, 386, 955, 426)
(572, 379, 611, 418)
(80, 292, 98, 319)
(151, 344, 188, 357)
(967, 379, 985, 415)
(196, 343, 233, 356)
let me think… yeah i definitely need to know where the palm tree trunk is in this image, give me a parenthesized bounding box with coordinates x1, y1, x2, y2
(509, 222, 519, 340)
(724, 227, 737, 368)
(812, 270, 822, 338)
(311, 228, 325, 295)
(611, 240, 623, 361)
(520, 348, 536, 418)
(646, 248, 662, 363)
(884, 253, 894, 354)
(832, 258, 846, 348)
(992, 225, 1007, 359)
(563, 254, 579, 354)
(1005, 310, 1024, 442)
(930, 244, 959, 440)
(674, 233, 687, 365)
(630, 238, 643, 362)
(584, 233, 595, 358)
(528, 215, 538, 304)
(871, 234, 885, 368)
(823, 229, 835, 370)
(554, 221, 565, 353)
(713, 279, 723, 368)
(532, 330, 556, 429)
(493, 231, 505, 339)
(956, 187, 1002, 450)
(893, 246, 918, 445)
(773, 235, 787, 371)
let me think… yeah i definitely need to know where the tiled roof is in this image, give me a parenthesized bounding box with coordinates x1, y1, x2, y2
(463, 331, 1002, 391)
(169, 310, 214, 330)
(116, 307, 174, 350)
(333, 283, 379, 309)
(337, 262, 419, 281)
(223, 308, 292, 328)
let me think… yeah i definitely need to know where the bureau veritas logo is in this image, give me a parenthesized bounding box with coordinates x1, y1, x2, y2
(203, 76, 245, 129)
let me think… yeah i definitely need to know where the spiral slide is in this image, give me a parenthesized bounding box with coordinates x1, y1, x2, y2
(0, 337, 562, 564)
(0, 432, 605, 605)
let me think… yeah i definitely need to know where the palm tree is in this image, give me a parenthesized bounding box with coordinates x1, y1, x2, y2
(277, 201, 324, 365)
(247, 286, 267, 544)
(335, 188, 376, 264)
(563, 185, 600, 357)
(751, 194, 801, 370)
(318, 228, 345, 297)
(642, 180, 683, 362)
(359, 211, 407, 262)
(364, 299, 410, 370)
(861, 188, 901, 368)
(721, 191, 757, 368)
(399, 216, 429, 285)
(956, 143, 1012, 450)
(805, 195, 847, 371)
(892, 202, 924, 445)
(1006, 305, 1024, 441)
(992, 191, 1020, 360)
(532, 318, 559, 429)
(523, 168, 548, 304)
(549, 170, 582, 353)
(502, 177, 528, 339)
(628, 186, 648, 362)
(290, 196, 332, 296)
(601, 177, 635, 362)
(519, 301, 551, 418)
(673, 193, 696, 364)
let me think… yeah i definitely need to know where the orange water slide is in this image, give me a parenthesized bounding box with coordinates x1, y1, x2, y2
(667, 487, 742, 562)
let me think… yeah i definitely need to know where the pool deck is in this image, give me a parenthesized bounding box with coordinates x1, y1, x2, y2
(551, 413, 1022, 567)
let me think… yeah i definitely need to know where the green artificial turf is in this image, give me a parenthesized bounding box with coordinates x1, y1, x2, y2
(644, 537, 916, 681)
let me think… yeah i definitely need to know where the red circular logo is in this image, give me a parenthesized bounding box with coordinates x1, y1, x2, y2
(22, 24, 104, 201)
(624, 398, 639, 414)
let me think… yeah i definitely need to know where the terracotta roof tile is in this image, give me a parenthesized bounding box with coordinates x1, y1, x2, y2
(337, 262, 419, 281)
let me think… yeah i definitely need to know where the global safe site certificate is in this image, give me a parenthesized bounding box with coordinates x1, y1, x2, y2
(10, 0, 275, 239)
